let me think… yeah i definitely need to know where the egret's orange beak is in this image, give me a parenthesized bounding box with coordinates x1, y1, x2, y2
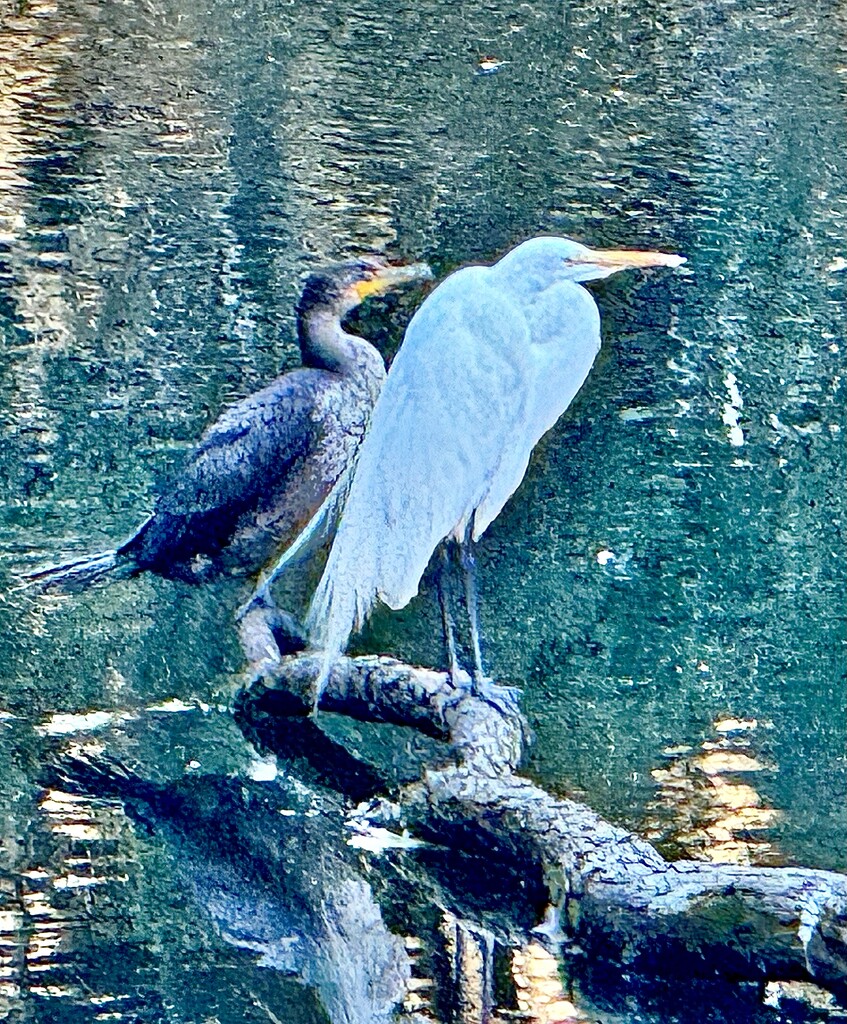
(573, 247, 687, 271)
(352, 261, 433, 301)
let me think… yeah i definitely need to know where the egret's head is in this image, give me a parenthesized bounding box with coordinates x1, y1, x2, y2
(496, 235, 686, 288)
(298, 256, 433, 321)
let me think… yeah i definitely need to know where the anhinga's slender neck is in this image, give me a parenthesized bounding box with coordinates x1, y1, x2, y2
(298, 308, 385, 382)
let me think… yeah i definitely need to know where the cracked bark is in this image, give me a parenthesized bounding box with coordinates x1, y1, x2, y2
(244, 652, 847, 999)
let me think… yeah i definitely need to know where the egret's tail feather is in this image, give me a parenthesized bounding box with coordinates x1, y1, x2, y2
(21, 549, 132, 593)
(305, 578, 351, 707)
(305, 562, 377, 712)
(244, 468, 354, 617)
(310, 647, 338, 716)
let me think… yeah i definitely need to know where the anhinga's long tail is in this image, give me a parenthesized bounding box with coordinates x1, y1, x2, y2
(22, 515, 156, 594)
(22, 548, 134, 593)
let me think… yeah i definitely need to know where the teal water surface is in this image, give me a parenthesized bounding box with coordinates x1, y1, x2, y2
(1, 0, 845, 1020)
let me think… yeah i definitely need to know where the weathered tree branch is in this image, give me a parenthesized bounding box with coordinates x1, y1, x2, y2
(248, 653, 847, 998)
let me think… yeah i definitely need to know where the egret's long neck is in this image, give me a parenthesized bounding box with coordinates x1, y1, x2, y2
(299, 308, 385, 385)
(489, 258, 560, 303)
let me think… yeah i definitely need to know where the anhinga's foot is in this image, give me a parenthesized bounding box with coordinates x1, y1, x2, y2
(237, 593, 307, 672)
(238, 607, 282, 675)
(267, 610, 308, 657)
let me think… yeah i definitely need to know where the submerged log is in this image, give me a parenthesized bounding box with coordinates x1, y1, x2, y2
(247, 653, 847, 999)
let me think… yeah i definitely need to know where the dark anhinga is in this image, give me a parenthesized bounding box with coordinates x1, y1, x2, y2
(27, 256, 431, 595)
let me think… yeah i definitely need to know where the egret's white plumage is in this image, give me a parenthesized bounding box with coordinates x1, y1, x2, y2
(306, 235, 685, 697)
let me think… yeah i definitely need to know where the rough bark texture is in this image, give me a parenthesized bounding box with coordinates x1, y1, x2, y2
(248, 653, 847, 998)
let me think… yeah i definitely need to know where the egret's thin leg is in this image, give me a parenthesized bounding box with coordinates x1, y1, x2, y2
(438, 545, 461, 685)
(459, 525, 486, 688)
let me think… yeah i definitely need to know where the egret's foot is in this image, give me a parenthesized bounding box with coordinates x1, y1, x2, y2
(448, 665, 474, 695)
(308, 656, 337, 718)
(471, 672, 495, 699)
(472, 674, 522, 714)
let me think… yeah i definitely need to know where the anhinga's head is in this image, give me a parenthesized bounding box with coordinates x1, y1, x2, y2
(297, 256, 433, 323)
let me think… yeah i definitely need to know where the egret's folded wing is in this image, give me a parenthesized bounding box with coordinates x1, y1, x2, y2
(473, 279, 602, 537)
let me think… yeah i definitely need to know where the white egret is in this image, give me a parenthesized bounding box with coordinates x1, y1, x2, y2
(305, 235, 685, 705)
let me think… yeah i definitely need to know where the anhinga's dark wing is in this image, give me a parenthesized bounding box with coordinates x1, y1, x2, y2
(125, 368, 346, 579)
